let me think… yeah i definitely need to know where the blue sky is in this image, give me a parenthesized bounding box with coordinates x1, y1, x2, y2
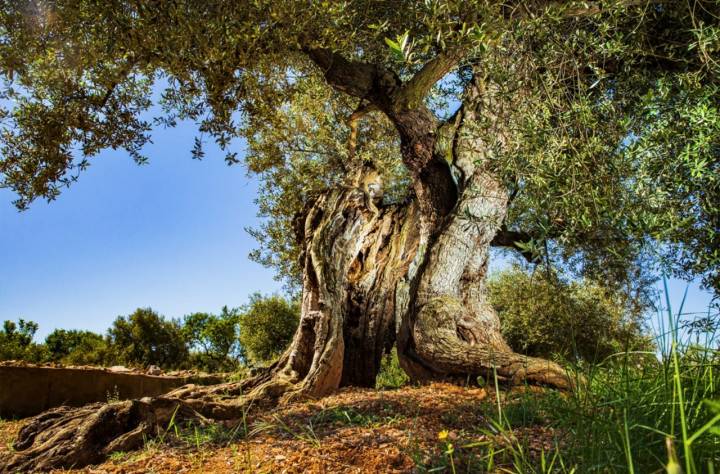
(0, 110, 716, 342)
(0, 120, 283, 339)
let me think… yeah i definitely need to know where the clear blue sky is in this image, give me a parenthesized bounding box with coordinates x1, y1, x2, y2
(0, 119, 283, 340)
(0, 110, 715, 342)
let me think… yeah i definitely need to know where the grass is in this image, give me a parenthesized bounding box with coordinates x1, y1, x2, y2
(310, 405, 406, 429)
(105, 385, 121, 404)
(418, 279, 720, 473)
(253, 414, 323, 448)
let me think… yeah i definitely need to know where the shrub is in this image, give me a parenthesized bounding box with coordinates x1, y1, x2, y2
(375, 348, 410, 389)
(238, 294, 299, 365)
(488, 266, 652, 362)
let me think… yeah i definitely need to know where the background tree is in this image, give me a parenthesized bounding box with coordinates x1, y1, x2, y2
(2, 2, 719, 470)
(238, 294, 300, 366)
(107, 308, 188, 369)
(0, 319, 48, 362)
(183, 306, 242, 372)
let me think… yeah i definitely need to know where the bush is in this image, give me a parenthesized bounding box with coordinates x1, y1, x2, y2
(238, 294, 299, 365)
(375, 348, 410, 389)
(107, 308, 189, 369)
(488, 266, 652, 362)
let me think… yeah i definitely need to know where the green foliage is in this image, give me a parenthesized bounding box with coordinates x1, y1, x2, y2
(2, 1, 718, 295)
(0, 319, 48, 362)
(467, 3, 720, 298)
(630, 78, 720, 291)
(238, 294, 299, 365)
(183, 306, 243, 372)
(478, 339, 720, 472)
(107, 308, 188, 369)
(44, 329, 108, 365)
(376, 348, 410, 389)
(488, 266, 652, 362)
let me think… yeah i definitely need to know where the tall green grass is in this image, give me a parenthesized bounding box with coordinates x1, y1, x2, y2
(460, 279, 720, 473)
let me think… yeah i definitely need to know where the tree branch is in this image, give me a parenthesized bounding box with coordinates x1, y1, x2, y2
(302, 47, 400, 105)
(303, 44, 467, 117)
(396, 47, 465, 109)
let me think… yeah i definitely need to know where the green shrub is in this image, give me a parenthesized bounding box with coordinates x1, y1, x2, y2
(238, 294, 299, 365)
(45, 329, 109, 366)
(488, 266, 652, 362)
(376, 348, 410, 389)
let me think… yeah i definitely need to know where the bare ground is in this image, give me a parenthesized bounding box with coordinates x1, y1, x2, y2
(0, 383, 564, 473)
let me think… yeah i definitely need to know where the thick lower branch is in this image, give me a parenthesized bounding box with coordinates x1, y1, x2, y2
(302, 46, 400, 107)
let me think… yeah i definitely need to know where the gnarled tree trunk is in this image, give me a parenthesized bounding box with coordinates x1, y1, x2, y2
(1, 67, 573, 474)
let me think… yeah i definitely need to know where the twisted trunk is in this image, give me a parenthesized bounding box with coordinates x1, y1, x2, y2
(1, 70, 574, 474)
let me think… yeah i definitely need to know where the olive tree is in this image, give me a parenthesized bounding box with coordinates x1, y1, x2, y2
(2, 1, 718, 470)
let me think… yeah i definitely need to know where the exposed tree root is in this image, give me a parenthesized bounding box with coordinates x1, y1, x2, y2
(0, 370, 306, 473)
(3, 397, 203, 473)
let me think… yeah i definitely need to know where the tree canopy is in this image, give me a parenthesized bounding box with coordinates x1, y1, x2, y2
(1, 1, 718, 294)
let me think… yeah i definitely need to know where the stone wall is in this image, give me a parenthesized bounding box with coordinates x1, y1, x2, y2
(0, 365, 221, 418)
